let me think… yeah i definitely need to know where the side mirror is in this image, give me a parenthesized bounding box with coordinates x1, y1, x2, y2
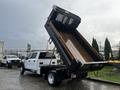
(3, 56, 7, 59)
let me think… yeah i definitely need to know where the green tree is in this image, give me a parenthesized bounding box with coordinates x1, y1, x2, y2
(118, 47, 120, 59)
(92, 38, 99, 52)
(92, 38, 99, 76)
(104, 38, 113, 60)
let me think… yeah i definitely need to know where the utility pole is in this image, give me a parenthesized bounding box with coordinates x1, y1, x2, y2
(27, 43, 31, 56)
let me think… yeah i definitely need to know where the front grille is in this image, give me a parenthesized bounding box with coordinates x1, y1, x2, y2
(11, 60, 20, 65)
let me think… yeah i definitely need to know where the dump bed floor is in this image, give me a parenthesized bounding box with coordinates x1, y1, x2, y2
(52, 22, 94, 64)
(59, 30, 93, 62)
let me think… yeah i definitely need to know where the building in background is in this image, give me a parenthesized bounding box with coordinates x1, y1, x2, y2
(0, 41, 4, 61)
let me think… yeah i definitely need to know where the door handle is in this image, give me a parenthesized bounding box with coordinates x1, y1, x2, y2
(28, 60, 30, 62)
(33, 60, 35, 62)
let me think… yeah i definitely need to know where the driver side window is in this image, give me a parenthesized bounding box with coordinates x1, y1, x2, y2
(3, 56, 7, 59)
(28, 53, 37, 59)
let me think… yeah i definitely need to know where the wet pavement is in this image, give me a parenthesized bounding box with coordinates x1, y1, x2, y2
(0, 68, 120, 90)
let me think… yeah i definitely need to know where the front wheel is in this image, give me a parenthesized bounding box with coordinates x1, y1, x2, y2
(20, 64, 25, 75)
(47, 72, 61, 86)
(6, 62, 12, 69)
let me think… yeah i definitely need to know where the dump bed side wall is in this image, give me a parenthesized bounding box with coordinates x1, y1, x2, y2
(73, 29, 103, 62)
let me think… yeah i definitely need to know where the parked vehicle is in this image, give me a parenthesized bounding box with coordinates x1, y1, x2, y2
(21, 6, 106, 86)
(1, 55, 21, 68)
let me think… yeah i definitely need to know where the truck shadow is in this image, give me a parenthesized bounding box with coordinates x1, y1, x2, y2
(19, 73, 89, 90)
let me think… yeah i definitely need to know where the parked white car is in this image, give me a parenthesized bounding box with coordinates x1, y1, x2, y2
(2, 55, 21, 68)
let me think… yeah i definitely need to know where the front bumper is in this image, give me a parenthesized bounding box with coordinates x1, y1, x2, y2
(9, 60, 21, 66)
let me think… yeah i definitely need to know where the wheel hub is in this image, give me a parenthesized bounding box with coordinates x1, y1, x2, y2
(48, 73, 55, 84)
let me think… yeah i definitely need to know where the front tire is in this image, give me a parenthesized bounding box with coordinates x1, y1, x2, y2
(6, 62, 12, 69)
(47, 72, 61, 86)
(20, 64, 25, 75)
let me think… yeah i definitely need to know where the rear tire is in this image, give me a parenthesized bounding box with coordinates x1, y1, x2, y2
(47, 72, 61, 86)
(76, 72, 88, 80)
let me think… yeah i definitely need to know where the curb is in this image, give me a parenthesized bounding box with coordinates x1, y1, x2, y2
(86, 77, 120, 86)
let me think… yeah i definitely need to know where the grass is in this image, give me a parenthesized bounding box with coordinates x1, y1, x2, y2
(88, 66, 120, 83)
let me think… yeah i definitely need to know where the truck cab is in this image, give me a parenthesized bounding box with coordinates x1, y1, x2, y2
(21, 50, 63, 75)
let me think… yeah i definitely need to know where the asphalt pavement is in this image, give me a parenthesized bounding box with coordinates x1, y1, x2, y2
(0, 67, 120, 90)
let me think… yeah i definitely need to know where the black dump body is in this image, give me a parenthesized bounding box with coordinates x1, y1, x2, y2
(45, 6, 105, 73)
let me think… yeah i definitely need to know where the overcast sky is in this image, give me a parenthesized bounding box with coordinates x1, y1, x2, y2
(0, 0, 120, 49)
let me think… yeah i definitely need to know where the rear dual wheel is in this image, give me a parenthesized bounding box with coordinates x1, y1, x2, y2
(76, 72, 88, 80)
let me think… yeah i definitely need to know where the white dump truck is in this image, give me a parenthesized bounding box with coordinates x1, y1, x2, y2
(20, 6, 106, 86)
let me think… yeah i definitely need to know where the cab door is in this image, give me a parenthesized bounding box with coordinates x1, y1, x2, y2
(30, 52, 39, 70)
(24, 52, 37, 70)
(39, 52, 56, 66)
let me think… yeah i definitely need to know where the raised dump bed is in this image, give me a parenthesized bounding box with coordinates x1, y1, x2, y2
(45, 6, 106, 73)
